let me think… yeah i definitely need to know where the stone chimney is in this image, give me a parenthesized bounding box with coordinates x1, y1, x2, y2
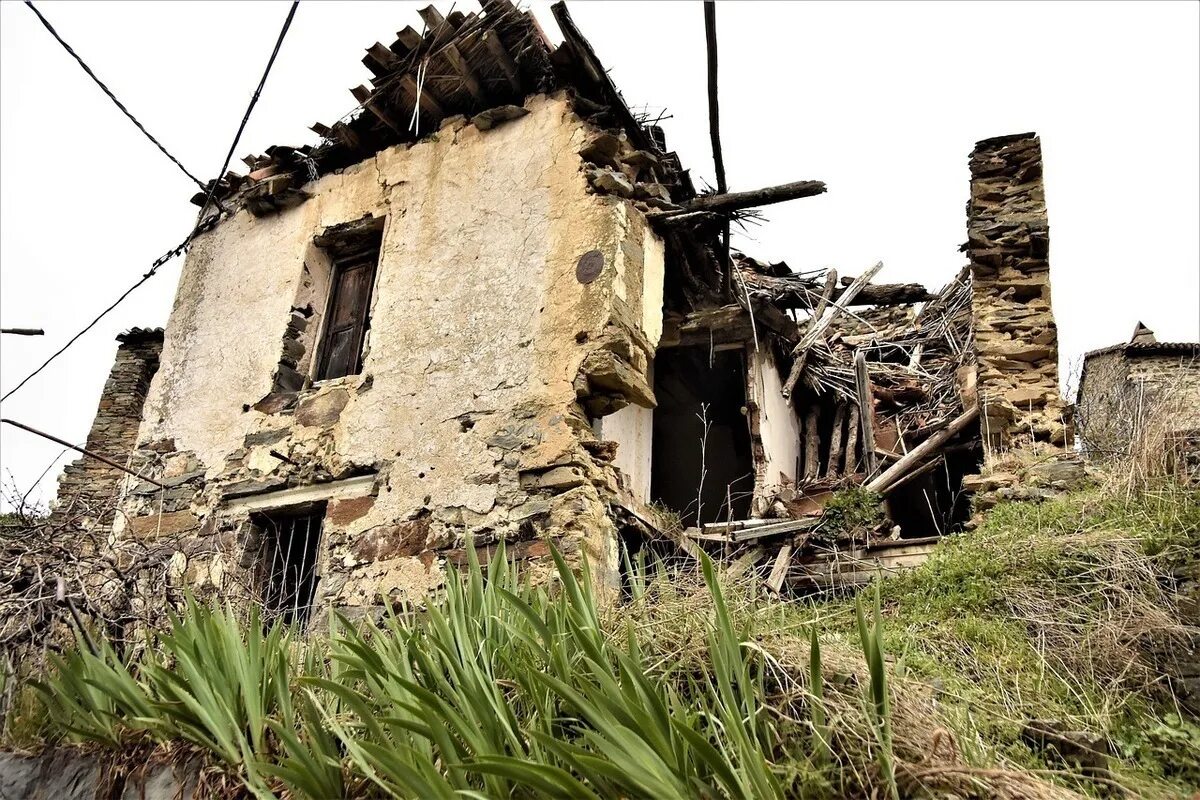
(51, 328, 163, 529)
(967, 133, 1067, 449)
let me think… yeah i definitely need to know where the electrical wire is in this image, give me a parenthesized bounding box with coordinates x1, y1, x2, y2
(24, 1, 207, 191)
(1, 2, 300, 404)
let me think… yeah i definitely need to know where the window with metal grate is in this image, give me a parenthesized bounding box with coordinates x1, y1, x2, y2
(251, 505, 324, 627)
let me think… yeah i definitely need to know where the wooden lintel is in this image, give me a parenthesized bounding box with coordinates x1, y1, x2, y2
(482, 30, 521, 92)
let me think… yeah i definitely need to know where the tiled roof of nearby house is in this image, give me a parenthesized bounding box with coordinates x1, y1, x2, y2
(1082, 341, 1200, 362)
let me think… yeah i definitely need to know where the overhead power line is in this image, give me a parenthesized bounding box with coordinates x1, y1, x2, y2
(24, 1, 207, 191)
(1, 2, 300, 405)
(194, 0, 299, 218)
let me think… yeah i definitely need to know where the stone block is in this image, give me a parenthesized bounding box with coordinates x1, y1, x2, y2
(128, 511, 202, 540)
(296, 388, 349, 427)
(328, 494, 376, 526)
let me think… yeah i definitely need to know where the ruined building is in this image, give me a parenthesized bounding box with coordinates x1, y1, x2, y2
(54, 2, 1069, 614)
(1077, 322, 1200, 465)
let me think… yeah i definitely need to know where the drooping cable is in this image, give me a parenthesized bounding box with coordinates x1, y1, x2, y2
(1, 2, 300, 404)
(24, 1, 207, 190)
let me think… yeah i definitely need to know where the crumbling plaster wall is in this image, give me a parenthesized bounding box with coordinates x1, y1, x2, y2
(117, 92, 665, 609)
(748, 348, 801, 514)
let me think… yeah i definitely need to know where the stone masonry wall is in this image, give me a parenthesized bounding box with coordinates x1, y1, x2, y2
(967, 133, 1067, 449)
(52, 329, 163, 529)
(1076, 349, 1131, 456)
(1078, 348, 1200, 459)
(111, 93, 667, 614)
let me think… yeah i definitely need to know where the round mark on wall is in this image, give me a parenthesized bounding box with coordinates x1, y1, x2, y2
(576, 249, 605, 284)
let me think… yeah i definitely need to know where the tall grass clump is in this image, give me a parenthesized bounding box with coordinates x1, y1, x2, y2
(16, 464, 1199, 799)
(21, 547, 853, 798)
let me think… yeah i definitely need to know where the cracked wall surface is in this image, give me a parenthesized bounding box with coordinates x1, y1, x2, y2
(111, 93, 666, 612)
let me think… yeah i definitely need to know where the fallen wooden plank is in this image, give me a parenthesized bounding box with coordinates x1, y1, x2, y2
(725, 546, 765, 579)
(765, 544, 793, 593)
(866, 405, 980, 495)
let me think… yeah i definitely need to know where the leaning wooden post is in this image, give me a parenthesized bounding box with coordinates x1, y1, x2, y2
(826, 402, 847, 478)
(803, 407, 820, 481)
(854, 351, 879, 480)
(844, 403, 861, 474)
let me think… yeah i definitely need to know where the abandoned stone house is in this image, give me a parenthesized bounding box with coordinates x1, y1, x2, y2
(1076, 322, 1200, 462)
(52, 1, 1071, 617)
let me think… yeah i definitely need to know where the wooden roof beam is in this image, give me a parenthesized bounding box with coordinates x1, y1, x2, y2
(351, 85, 403, 135)
(685, 180, 827, 214)
(482, 30, 521, 93)
(395, 26, 424, 52)
(418, 5, 450, 42)
(400, 73, 445, 124)
(444, 44, 485, 103)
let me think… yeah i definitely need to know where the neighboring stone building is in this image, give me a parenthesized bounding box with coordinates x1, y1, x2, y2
(1077, 323, 1200, 460)
(52, 1, 1070, 614)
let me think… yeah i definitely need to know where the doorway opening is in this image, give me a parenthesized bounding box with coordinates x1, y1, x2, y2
(650, 347, 754, 527)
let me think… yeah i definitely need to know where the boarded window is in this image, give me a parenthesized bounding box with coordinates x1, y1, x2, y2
(251, 505, 324, 627)
(315, 249, 378, 381)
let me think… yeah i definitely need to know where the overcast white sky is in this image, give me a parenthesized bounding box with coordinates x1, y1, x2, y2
(1, 0, 1197, 512)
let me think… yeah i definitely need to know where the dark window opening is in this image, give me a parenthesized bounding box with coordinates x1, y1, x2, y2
(651, 347, 754, 527)
(251, 504, 325, 627)
(314, 227, 382, 381)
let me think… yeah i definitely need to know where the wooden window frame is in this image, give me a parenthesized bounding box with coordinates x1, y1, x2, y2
(314, 248, 380, 381)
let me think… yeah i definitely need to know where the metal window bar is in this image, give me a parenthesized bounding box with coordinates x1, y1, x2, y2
(255, 508, 323, 627)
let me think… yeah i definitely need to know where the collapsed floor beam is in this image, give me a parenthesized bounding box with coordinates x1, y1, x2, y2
(684, 179, 827, 214)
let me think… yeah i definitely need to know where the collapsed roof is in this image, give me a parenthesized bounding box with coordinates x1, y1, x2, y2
(185, 1, 1024, 589)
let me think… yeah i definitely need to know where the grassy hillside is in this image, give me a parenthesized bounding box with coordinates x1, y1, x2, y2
(4, 479, 1198, 799)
